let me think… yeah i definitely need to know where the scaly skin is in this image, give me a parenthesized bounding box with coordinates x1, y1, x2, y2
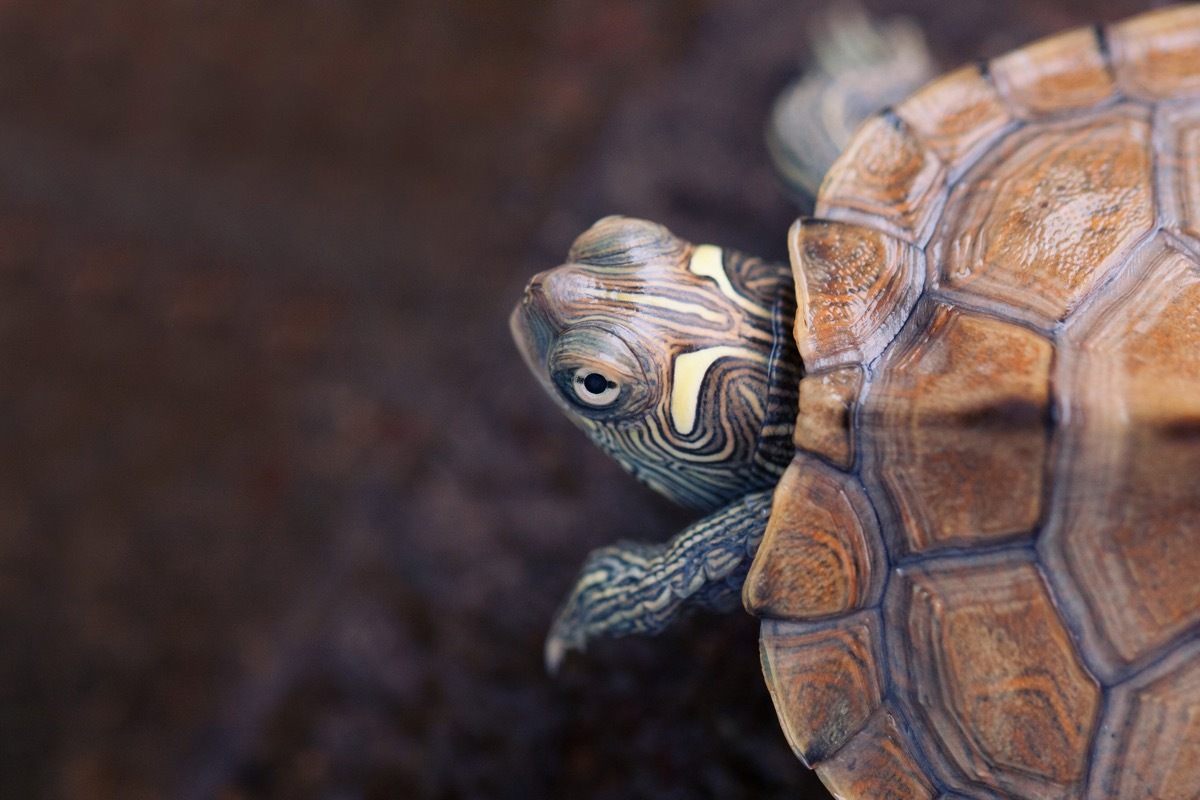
(545, 489, 773, 672)
(511, 216, 798, 668)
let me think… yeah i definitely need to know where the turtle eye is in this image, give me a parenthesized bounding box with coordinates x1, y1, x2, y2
(547, 324, 650, 416)
(572, 369, 619, 407)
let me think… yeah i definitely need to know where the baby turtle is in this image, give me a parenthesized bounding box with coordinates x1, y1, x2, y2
(511, 6, 1200, 798)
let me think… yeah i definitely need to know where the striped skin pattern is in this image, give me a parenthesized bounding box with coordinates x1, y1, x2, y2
(543, 488, 773, 670)
(511, 216, 799, 512)
(511, 216, 800, 666)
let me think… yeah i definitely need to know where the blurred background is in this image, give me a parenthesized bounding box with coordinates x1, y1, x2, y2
(0, 0, 1150, 798)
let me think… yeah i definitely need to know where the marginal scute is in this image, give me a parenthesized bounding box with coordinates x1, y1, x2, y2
(794, 366, 862, 469)
(788, 219, 922, 373)
(1087, 639, 1200, 800)
(816, 112, 947, 244)
(887, 553, 1101, 799)
(744, 453, 883, 620)
(1043, 242, 1200, 679)
(1109, 4, 1200, 100)
(936, 105, 1155, 324)
(894, 64, 1015, 177)
(815, 708, 938, 800)
(989, 26, 1115, 118)
(759, 613, 884, 768)
(862, 303, 1051, 556)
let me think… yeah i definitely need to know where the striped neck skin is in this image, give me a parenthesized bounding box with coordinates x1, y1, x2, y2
(511, 216, 801, 513)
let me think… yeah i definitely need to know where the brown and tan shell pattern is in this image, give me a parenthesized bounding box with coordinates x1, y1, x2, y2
(742, 6, 1200, 799)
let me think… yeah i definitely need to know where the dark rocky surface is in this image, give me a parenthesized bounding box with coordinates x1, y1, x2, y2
(0, 1, 1148, 798)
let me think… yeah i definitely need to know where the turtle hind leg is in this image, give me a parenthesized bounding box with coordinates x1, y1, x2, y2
(768, 2, 936, 201)
(545, 489, 772, 673)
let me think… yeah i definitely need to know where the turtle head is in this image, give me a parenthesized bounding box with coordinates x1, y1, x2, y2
(511, 216, 800, 511)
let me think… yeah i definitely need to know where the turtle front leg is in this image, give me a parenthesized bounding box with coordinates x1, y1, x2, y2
(546, 489, 772, 672)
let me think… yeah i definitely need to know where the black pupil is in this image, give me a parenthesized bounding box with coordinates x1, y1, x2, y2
(583, 373, 610, 394)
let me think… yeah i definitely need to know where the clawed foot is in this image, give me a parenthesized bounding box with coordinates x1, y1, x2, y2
(544, 490, 772, 673)
(546, 540, 697, 672)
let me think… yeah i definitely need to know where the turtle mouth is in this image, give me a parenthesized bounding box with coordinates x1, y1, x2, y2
(510, 276, 556, 385)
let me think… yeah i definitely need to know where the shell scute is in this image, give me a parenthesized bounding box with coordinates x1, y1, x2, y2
(759, 613, 885, 768)
(894, 64, 1015, 178)
(789, 218, 923, 373)
(887, 552, 1101, 799)
(1042, 241, 1200, 680)
(794, 365, 862, 469)
(744, 453, 884, 619)
(814, 708, 939, 800)
(1109, 4, 1200, 101)
(1087, 638, 1200, 800)
(935, 105, 1155, 325)
(989, 26, 1115, 119)
(816, 112, 947, 244)
(861, 302, 1052, 557)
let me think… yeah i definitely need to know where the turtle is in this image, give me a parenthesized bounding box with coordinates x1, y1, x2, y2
(510, 5, 1200, 799)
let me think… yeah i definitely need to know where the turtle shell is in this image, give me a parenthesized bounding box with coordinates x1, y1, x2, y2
(743, 7, 1200, 799)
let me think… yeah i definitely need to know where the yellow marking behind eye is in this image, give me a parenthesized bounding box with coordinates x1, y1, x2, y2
(671, 345, 764, 436)
(688, 245, 770, 318)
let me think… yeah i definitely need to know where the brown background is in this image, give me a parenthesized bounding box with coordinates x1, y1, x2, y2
(0, 0, 1149, 798)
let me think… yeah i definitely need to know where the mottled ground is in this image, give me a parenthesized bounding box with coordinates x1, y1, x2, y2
(0, 1, 1145, 798)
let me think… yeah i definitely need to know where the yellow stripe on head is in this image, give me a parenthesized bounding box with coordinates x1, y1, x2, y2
(688, 244, 771, 319)
(512, 216, 798, 512)
(670, 345, 765, 436)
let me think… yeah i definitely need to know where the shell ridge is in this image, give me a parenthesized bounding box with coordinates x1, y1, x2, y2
(1055, 229, 1172, 338)
(1161, 222, 1200, 261)
(1109, 620, 1200, 689)
(893, 540, 1038, 572)
(1083, 633, 1200, 798)
(874, 572, 967, 795)
(1148, 99, 1170, 235)
(1076, 683, 1112, 800)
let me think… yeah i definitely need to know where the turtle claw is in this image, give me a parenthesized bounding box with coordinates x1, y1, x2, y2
(544, 633, 568, 675)
(543, 624, 583, 675)
(542, 543, 658, 674)
(544, 599, 590, 674)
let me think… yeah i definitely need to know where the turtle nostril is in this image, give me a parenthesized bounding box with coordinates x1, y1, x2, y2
(523, 277, 549, 311)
